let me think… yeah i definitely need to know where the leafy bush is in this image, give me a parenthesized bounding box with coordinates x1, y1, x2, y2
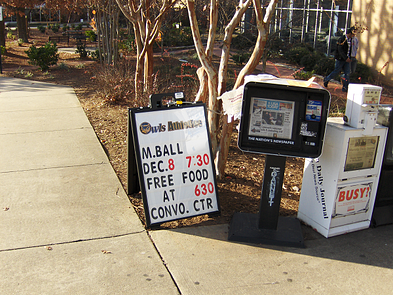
(25, 42, 59, 71)
(283, 42, 374, 84)
(62, 24, 69, 32)
(231, 33, 257, 50)
(300, 50, 323, 71)
(351, 62, 374, 83)
(162, 25, 193, 47)
(75, 42, 89, 58)
(52, 23, 60, 33)
(1, 45, 6, 55)
(85, 30, 97, 42)
(292, 68, 314, 80)
(37, 25, 46, 34)
(263, 35, 286, 60)
(7, 31, 14, 39)
(313, 55, 335, 76)
(231, 53, 251, 66)
(91, 49, 102, 61)
(119, 35, 136, 53)
(284, 43, 314, 65)
(76, 24, 83, 30)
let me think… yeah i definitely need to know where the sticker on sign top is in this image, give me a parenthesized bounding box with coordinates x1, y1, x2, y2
(175, 92, 184, 99)
(306, 100, 322, 122)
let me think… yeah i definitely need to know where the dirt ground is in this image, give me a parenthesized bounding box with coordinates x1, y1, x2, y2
(2, 29, 392, 229)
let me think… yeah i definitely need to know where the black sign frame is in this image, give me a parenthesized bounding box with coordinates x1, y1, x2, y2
(238, 81, 330, 158)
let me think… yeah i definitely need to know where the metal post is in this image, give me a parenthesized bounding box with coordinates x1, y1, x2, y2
(278, 0, 283, 39)
(313, 0, 320, 48)
(327, 1, 334, 56)
(345, 0, 351, 30)
(288, 0, 293, 43)
(258, 155, 286, 230)
(301, 0, 307, 42)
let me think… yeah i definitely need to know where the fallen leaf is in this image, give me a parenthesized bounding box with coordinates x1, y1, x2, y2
(102, 250, 112, 254)
(45, 246, 53, 251)
(3, 207, 9, 211)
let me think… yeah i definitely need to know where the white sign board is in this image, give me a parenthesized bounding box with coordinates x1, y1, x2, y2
(0, 7, 3, 22)
(334, 182, 372, 217)
(130, 104, 220, 227)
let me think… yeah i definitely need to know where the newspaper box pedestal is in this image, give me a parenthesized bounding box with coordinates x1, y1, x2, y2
(298, 118, 388, 238)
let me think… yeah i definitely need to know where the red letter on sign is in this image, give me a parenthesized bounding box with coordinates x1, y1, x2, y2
(346, 190, 352, 201)
(339, 191, 345, 202)
(353, 189, 359, 199)
(360, 187, 367, 198)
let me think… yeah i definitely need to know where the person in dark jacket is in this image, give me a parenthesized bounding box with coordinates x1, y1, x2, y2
(323, 27, 357, 92)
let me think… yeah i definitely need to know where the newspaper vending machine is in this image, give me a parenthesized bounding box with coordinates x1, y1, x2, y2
(298, 84, 388, 237)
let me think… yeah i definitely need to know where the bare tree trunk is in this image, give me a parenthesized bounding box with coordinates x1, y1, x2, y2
(186, 0, 219, 154)
(16, 11, 28, 43)
(144, 44, 154, 94)
(0, 21, 5, 47)
(96, 10, 104, 65)
(217, 0, 252, 95)
(133, 24, 144, 99)
(116, 0, 175, 100)
(95, 0, 119, 66)
(216, 0, 278, 178)
(195, 67, 208, 103)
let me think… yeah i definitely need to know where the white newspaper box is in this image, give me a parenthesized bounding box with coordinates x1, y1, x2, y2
(298, 117, 387, 237)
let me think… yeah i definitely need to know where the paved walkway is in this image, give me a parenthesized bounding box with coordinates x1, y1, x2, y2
(1, 76, 393, 294)
(0, 77, 178, 294)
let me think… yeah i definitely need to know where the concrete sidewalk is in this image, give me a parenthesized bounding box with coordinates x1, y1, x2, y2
(0, 77, 179, 294)
(1, 76, 393, 295)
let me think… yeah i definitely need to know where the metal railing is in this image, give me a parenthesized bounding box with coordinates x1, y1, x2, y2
(271, 0, 353, 56)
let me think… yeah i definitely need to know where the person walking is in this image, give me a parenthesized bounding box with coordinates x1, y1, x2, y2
(324, 27, 357, 92)
(350, 33, 359, 73)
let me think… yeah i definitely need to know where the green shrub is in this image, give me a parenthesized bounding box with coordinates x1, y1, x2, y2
(351, 62, 374, 83)
(25, 42, 59, 71)
(62, 24, 69, 32)
(300, 50, 323, 71)
(85, 30, 97, 42)
(75, 42, 89, 58)
(37, 25, 46, 34)
(231, 32, 257, 50)
(292, 68, 314, 80)
(284, 44, 314, 65)
(76, 24, 83, 30)
(52, 23, 60, 33)
(7, 31, 14, 39)
(119, 35, 136, 53)
(313, 55, 335, 76)
(91, 49, 101, 61)
(231, 53, 251, 66)
(162, 24, 193, 47)
(1, 45, 6, 55)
